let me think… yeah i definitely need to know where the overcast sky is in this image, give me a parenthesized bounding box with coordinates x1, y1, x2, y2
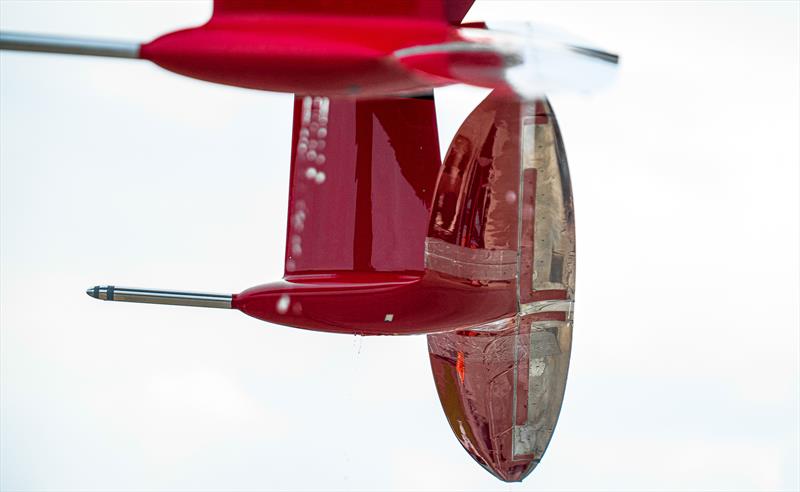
(1, 1, 798, 491)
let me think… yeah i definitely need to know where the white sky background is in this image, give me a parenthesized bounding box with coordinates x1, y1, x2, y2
(1, 1, 798, 490)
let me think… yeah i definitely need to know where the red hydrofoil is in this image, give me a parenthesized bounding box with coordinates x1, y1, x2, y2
(0, 0, 617, 482)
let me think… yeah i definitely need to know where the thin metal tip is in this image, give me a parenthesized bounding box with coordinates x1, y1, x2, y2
(83, 285, 231, 308)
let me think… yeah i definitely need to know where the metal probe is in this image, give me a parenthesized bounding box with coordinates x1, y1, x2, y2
(86, 286, 232, 309)
(0, 31, 140, 58)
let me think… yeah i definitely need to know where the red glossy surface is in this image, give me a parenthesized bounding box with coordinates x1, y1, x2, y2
(283, 96, 440, 274)
(141, 16, 452, 96)
(233, 94, 517, 335)
(140, 0, 480, 96)
(234, 272, 514, 336)
(214, 0, 475, 24)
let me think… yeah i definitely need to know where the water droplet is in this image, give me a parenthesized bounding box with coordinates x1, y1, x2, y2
(300, 128, 310, 137)
(317, 128, 327, 139)
(305, 167, 318, 179)
(306, 150, 318, 161)
(276, 294, 290, 314)
(286, 259, 296, 272)
(315, 172, 326, 184)
(355, 335, 363, 355)
(315, 154, 326, 165)
(505, 190, 517, 204)
(291, 302, 303, 315)
(291, 243, 303, 255)
(308, 139, 318, 150)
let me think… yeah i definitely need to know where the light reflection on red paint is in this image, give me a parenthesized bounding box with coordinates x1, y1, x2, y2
(456, 351, 465, 383)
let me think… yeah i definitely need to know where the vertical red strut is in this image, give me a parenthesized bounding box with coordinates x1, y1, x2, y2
(233, 94, 517, 335)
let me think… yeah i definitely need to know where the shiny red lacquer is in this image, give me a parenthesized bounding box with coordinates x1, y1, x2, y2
(139, 0, 496, 96)
(232, 95, 516, 335)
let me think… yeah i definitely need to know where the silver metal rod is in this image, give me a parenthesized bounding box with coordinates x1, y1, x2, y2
(86, 285, 232, 309)
(1, 31, 140, 59)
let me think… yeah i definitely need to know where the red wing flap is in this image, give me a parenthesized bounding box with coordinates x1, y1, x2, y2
(214, 0, 474, 24)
